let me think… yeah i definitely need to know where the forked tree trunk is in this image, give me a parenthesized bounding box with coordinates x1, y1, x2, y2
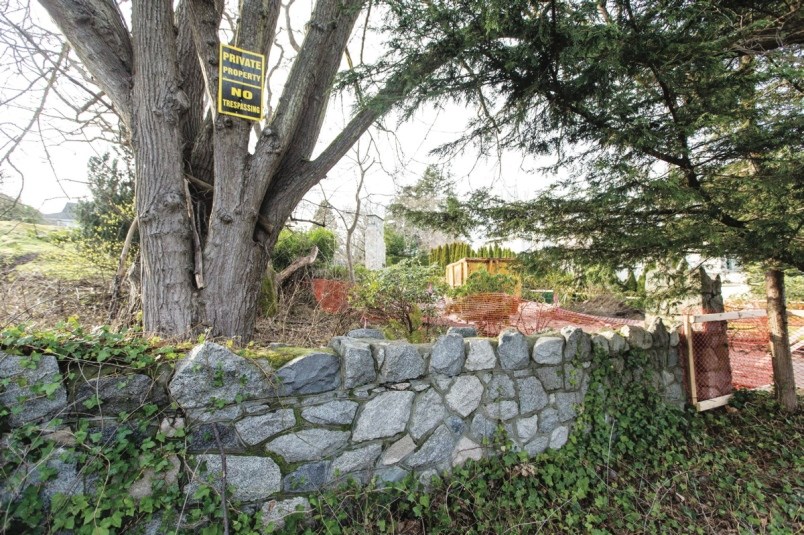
(38, 0, 449, 341)
(201, 223, 274, 341)
(765, 268, 797, 412)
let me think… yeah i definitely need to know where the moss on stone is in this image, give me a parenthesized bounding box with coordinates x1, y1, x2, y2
(237, 346, 336, 368)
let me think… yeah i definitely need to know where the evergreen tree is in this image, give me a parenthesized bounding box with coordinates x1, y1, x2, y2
(386, 1, 802, 273)
(624, 270, 638, 294)
(380, 0, 802, 409)
(74, 150, 136, 266)
(385, 225, 420, 266)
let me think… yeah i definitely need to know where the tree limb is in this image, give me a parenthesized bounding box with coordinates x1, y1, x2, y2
(108, 217, 138, 321)
(186, 0, 224, 112)
(251, 0, 363, 185)
(176, 0, 207, 164)
(38, 0, 133, 125)
(275, 245, 318, 285)
(262, 44, 450, 223)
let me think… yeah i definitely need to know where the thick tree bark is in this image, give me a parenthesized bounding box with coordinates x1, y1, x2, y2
(765, 268, 797, 412)
(200, 0, 363, 340)
(131, 0, 195, 337)
(175, 0, 207, 166)
(39, 0, 451, 340)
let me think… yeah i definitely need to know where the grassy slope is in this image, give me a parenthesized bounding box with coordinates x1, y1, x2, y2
(0, 221, 103, 280)
(0, 194, 43, 223)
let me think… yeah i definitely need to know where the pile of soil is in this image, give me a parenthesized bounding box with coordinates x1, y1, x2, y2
(564, 294, 645, 320)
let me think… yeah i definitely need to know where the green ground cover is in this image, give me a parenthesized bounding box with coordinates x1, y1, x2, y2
(0, 221, 102, 280)
(1, 325, 801, 534)
(298, 382, 802, 534)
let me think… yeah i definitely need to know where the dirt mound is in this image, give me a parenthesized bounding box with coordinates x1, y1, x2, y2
(564, 294, 645, 320)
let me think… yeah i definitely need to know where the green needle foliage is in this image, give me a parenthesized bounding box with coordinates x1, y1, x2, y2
(73, 151, 136, 270)
(428, 242, 516, 269)
(377, 0, 803, 273)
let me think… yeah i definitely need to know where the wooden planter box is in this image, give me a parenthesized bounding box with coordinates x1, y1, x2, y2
(445, 257, 517, 288)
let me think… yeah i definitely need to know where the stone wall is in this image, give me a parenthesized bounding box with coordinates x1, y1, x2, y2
(0, 320, 684, 528)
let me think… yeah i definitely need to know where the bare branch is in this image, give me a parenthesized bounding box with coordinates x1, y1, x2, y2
(283, 0, 301, 52)
(275, 246, 318, 285)
(0, 43, 67, 178)
(38, 0, 133, 125)
(258, 42, 450, 229)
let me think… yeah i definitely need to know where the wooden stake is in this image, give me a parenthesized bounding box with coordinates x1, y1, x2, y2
(696, 393, 733, 412)
(692, 309, 766, 323)
(684, 315, 698, 406)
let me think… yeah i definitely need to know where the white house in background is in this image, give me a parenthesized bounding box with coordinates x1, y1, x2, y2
(311, 200, 387, 270)
(42, 202, 78, 228)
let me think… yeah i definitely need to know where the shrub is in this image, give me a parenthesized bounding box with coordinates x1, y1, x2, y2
(449, 269, 518, 298)
(72, 150, 136, 269)
(350, 260, 446, 340)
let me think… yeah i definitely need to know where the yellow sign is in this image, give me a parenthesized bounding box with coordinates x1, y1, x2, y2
(218, 44, 265, 121)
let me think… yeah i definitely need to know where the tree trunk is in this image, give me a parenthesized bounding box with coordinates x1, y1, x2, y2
(345, 227, 356, 283)
(765, 268, 797, 412)
(201, 228, 272, 341)
(36, 0, 451, 341)
(131, 0, 196, 337)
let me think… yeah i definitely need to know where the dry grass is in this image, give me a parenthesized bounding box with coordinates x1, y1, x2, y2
(0, 271, 110, 330)
(0, 221, 105, 280)
(254, 279, 360, 347)
(0, 220, 358, 344)
(0, 221, 113, 329)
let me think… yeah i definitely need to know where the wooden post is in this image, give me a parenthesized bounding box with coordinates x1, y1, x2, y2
(684, 315, 698, 407)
